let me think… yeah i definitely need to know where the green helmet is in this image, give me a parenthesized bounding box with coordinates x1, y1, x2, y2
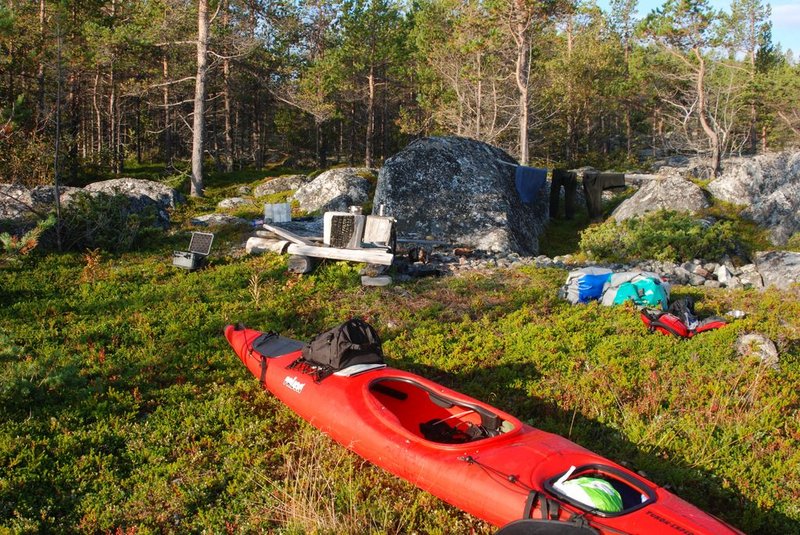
(555, 476, 623, 513)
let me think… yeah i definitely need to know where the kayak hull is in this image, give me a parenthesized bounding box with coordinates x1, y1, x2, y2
(225, 325, 743, 535)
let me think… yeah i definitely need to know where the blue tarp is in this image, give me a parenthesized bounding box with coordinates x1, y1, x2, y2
(515, 166, 547, 204)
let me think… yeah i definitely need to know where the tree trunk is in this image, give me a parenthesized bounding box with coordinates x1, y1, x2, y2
(476, 51, 482, 139)
(693, 49, 721, 176)
(191, 0, 209, 197)
(223, 56, 234, 172)
(109, 66, 117, 173)
(365, 65, 375, 168)
(37, 0, 46, 124)
(163, 55, 172, 165)
(222, 1, 234, 172)
(514, 20, 530, 165)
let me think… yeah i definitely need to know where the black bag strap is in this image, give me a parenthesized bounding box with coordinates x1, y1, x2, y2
(523, 491, 561, 521)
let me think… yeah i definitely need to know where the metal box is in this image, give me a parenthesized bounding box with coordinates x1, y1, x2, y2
(323, 212, 367, 249)
(172, 232, 214, 271)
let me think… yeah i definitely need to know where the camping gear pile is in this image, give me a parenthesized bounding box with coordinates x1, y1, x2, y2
(559, 267, 727, 338)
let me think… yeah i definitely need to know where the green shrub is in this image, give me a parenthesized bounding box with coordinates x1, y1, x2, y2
(0, 214, 56, 264)
(55, 191, 164, 253)
(786, 233, 800, 252)
(579, 211, 739, 262)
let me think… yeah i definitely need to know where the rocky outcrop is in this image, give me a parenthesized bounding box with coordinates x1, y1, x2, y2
(373, 136, 548, 254)
(254, 174, 311, 197)
(754, 251, 800, 290)
(82, 178, 184, 227)
(0, 184, 81, 223)
(1, 178, 185, 230)
(292, 168, 372, 213)
(707, 151, 800, 245)
(84, 178, 185, 210)
(611, 173, 709, 222)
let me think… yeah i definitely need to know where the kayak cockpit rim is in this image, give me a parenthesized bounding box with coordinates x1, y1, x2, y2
(543, 464, 658, 518)
(366, 376, 522, 446)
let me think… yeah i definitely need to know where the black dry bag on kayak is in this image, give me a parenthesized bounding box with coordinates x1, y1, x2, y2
(302, 318, 384, 370)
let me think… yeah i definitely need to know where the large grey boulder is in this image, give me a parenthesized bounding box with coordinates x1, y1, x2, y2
(292, 168, 372, 213)
(754, 251, 800, 290)
(373, 136, 548, 254)
(0, 184, 35, 221)
(611, 173, 709, 222)
(254, 174, 311, 197)
(0, 183, 82, 224)
(707, 152, 800, 245)
(83, 178, 184, 227)
(84, 178, 185, 210)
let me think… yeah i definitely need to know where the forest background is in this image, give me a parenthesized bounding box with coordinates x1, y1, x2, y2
(1, 0, 799, 195)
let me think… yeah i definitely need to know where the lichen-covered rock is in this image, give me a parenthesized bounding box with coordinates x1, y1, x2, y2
(611, 173, 709, 221)
(81, 178, 184, 227)
(0, 184, 35, 221)
(191, 213, 249, 227)
(84, 178, 185, 210)
(254, 174, 311, 197)
(216, 197, 252, 210)
(0, 183, 82, 224)
(292, 168, 372, 213)
(736, 333, 779, 370)
(373, 136, 548, 254)
(754, 250, 800, 290)
(707, 151, 800, 245)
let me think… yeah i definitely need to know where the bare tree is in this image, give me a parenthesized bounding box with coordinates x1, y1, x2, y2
(644, 0, 726, 175)
(191, 0, 210, 197)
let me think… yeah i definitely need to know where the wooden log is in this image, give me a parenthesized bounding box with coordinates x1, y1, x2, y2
(245, 237, 290, 255)
(285, 242, 394, 265)
(262, 223, 316, 246)
(287, 255, 318, 274)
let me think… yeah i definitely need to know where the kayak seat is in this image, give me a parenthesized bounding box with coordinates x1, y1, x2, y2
(368, 378, 507, 444)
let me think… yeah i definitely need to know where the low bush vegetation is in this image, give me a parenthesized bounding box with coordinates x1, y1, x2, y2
(579, 211, 740, 263)
(53, 192, 164, 253)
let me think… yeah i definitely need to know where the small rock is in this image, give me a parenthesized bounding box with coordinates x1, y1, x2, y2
(703, 280, 722, 288)
(361, 275, 392, 287)
(736, 334, 779, 370)
(689, 274, 707, 286)
(192, 213, 249, 227)
(724, 277, 743, 290)
(715, 265, 734, 284)
(217, 197, 252, 210)
(693, 266, 711, 278)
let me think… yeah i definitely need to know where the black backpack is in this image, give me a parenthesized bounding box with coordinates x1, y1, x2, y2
(301, 318, 384, 371)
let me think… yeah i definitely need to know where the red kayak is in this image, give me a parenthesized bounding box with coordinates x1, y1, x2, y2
(224, 323, 744, 535)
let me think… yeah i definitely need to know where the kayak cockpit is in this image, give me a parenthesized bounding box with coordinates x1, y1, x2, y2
(367, 377, 516, 444)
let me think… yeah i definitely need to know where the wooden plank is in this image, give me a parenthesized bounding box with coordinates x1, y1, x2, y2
(262, 223, 316, 246)
(285, 243, 394, 265)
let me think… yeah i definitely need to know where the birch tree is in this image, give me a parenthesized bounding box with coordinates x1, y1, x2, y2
(191, 0, 210, 197)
